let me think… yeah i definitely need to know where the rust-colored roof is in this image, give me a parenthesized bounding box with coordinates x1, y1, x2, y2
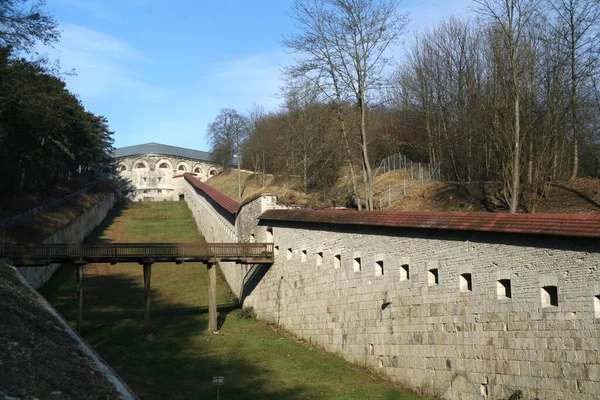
(259, 209, 600, 238)
(184, 173, 240, 214)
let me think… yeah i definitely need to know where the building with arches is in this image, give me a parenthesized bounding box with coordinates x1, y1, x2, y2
(114, 142, 221, 201)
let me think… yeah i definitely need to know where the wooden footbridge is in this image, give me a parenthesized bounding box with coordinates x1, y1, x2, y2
(2, 243, 274, 336)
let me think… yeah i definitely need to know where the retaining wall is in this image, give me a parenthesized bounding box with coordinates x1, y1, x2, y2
(18, 191, 120, 289)
(180, 176, 600, 399)
(243, 222, 600, 400)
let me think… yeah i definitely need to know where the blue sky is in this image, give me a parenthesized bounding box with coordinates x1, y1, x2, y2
(43, 0, 473, 151)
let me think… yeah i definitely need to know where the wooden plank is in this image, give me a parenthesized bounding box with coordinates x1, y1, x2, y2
(143, 263, 152, 338)
(207, 262, 217, 332)
(76, 264, 83, 333)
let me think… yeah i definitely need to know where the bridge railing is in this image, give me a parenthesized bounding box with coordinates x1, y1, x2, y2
(0, 242, 274, 262)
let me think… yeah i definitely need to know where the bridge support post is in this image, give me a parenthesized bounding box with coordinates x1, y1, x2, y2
(75, 262, 86, 333)
(143, 262, 153, 339)
(207, 261, 218, 332)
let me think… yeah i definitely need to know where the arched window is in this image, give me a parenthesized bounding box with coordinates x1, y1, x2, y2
(194, 167, 201, 174)
(136, 163, 146, 169)
(118, 165, 127, 172)
(178, 165, 187, 171)
(159, 163, 169, 169)
(209, 169, 217, 176)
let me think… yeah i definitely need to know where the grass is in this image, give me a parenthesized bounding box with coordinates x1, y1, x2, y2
(40, 201, 429, 400)
(5, 181, 119, 244)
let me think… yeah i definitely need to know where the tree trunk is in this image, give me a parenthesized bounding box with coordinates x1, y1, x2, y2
(303, 156, 307, 194)
(335, 106, 362, 210)
(511, 92, 520, 213)
(237, 157, 242, 199)
(359, 95, 374, 211)
(569, 11, 579, 181)
(527, 137, 533, 185)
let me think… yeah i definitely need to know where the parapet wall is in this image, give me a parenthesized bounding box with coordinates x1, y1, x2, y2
(180, 175, 600, 399)
(18, 191, 120, 289)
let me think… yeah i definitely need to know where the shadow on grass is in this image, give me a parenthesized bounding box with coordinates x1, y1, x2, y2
(41, 270, 323, 400)
(84, 201, 128, 244)
(39, 201, 415, 400)
(38, 201, 328, 400)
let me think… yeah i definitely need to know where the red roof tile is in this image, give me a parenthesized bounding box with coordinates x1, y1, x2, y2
(259, 209, 600, 238)
(184, 173, 240, 214)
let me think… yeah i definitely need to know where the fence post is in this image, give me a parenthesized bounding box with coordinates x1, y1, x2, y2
(207, 262, 218, 332)
(76, 263, 85, 333)
(403, 178, 406, 196)
(143, 262, 153, 339)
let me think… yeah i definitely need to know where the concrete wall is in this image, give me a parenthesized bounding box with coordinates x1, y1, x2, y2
(180, 177, 600, 400)
(18, 191, 120, 289)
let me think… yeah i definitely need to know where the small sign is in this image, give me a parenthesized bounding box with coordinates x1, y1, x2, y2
(213, 376, 224, 386)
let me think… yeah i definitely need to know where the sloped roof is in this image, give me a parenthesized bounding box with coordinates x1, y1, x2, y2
(113, 142, 212, 162)
(259, 209, 600, 239)
(184, 173, 240, 214)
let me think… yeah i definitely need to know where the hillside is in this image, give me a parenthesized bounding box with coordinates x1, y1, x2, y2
(206, 169, 600, 214)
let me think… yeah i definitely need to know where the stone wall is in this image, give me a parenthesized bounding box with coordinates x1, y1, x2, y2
(18, 191, 120, 289)
(181, 176, 241, 295)
(179, 176, 600, 400)
(241, 222, 600, 400)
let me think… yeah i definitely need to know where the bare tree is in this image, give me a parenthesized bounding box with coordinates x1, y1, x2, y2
(475, 0, 537, 213)
(207, 108, 249, 198)
(284, 0, 408, 210)
(546, 0, 600, 180)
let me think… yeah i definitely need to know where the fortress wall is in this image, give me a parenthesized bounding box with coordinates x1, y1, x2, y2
(217, 185, 600, 399)
(232, 194, 287, 301)
(181, 178, 241, 296)
(180, 176, 600, 399)
(181, 176, 285, 299)
(240, 221, 600, 400)
(117, 155, 219, 202)
(18, 191, 120, 289)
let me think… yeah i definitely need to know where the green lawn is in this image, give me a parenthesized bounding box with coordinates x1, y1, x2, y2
(41, 201, 429, 400)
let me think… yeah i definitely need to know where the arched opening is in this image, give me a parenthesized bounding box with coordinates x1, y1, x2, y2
(194, 167, 202, 174)
(118, 165, 127, 172)
(178, 165, 187, 172)
(159, 163, 169, 169)
(136, 163, 146, 169)
(209, 169, 217, 176)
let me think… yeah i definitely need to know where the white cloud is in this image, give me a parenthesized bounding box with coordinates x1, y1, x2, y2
(59, 24, 142, 60)
(209, 50, 291, 111)
(56, 0, 114, 20)
(46, 23, 166, 101)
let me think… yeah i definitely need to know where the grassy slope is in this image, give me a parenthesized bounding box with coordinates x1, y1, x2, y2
(40, 202, 429, 400)
(207, 169, 600, 213)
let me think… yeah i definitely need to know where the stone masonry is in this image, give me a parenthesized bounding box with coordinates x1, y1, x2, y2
(179, 174, 600, 400)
